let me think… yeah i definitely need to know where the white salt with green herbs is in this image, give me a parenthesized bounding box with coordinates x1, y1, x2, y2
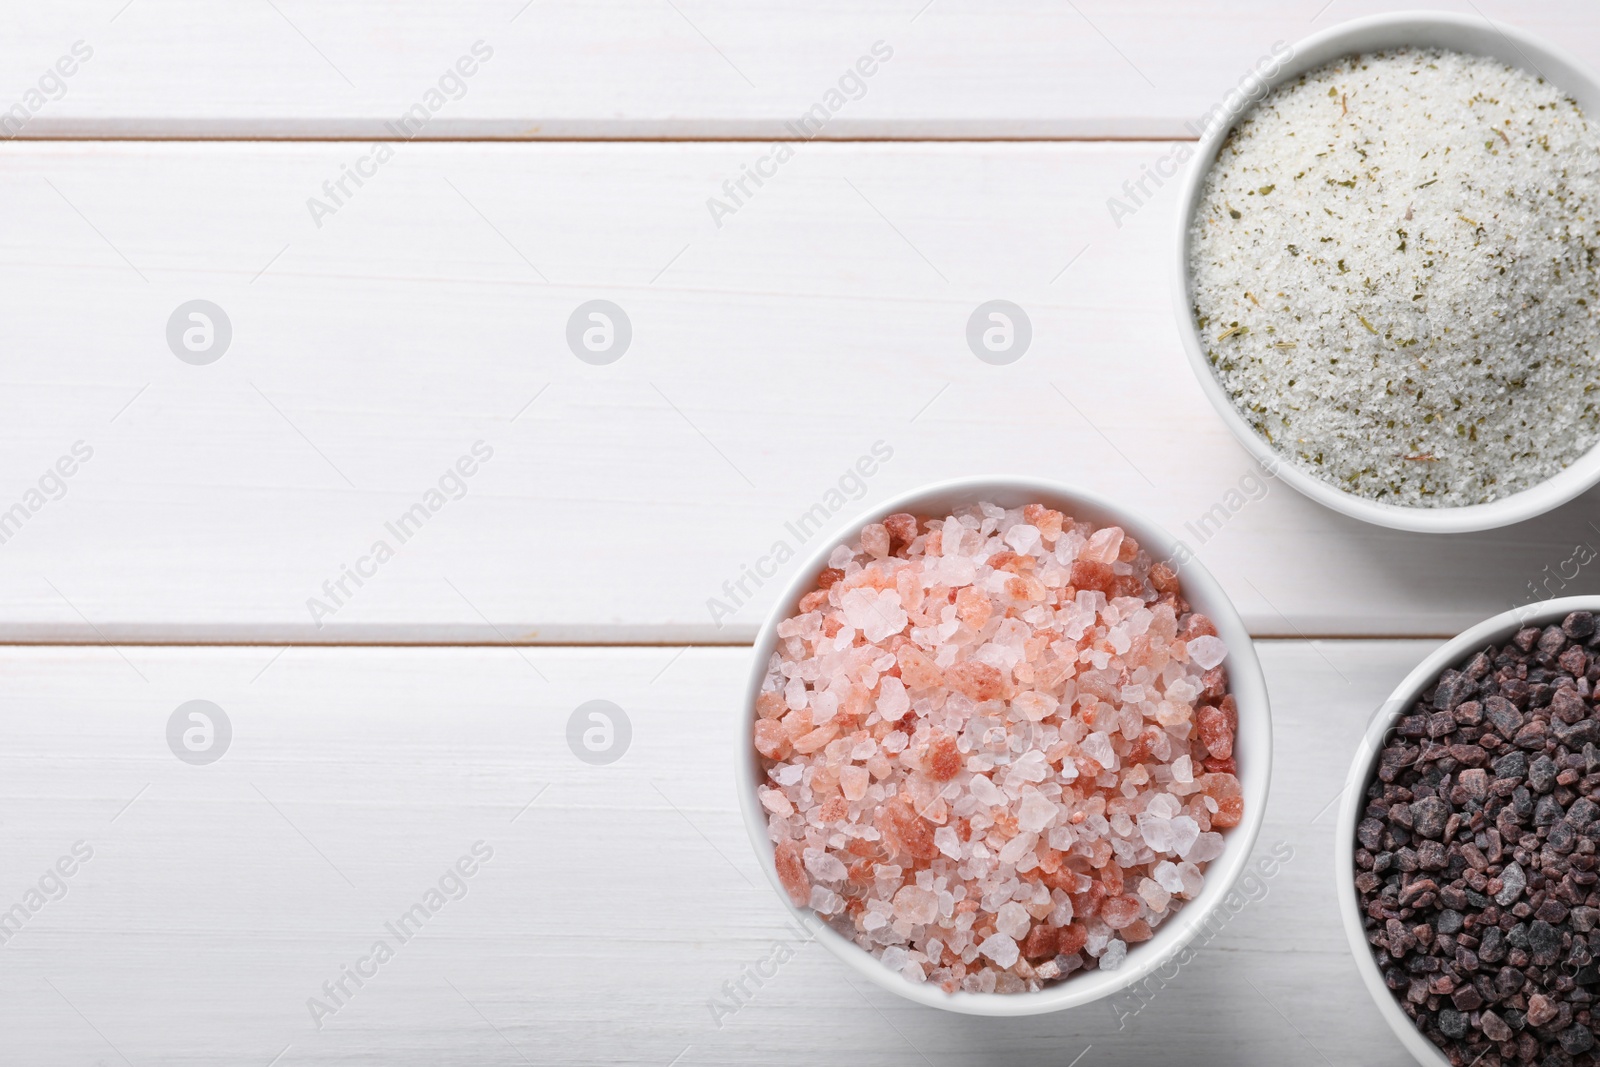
(1189, 48, 1600, 506)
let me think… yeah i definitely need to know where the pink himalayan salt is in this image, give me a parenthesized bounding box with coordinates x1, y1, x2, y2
(754, 503, 1243, 995)
(893, 884, 939, 924)
(758, 786, 794, 817)
(978, 933, 1020, 968)
(1186, 635, 1229, 671)
(995, 901, 1031, 940)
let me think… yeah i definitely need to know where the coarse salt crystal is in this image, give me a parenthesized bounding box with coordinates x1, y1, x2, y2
(1186, 635, 1228, 671)
(1171, 755, 1193, 785)
(1079, 526, 1123, 564)
(998, 831, 1038, 865)
(1017, 787, 1058, 833)
(1011, 750, 1049, 783)
(1146, 794, 1181, 820)
(1138, 877, 1172, 913)
(810, 885, 844, 914)
(1165, 677, 1199, 704)
(893, 885, 939, 925)
(759, 787, 794, 817)
(841, 587, 909, 644)
(1014, 690, 1058, 721)
(969, 773, 1005, 807)
(1153, 861, 1185, 895)
(1169, 815, 1201, 857)
(978, 933, 1020, 969)
(1184, 832, 1226, 864)
(1004, 524, 1042, 554)
(804, 849, 848, 884)
(1081, 731, 1117, 771)
(876, 675, 910, 719)
(939, 555, 977, 587)
(1138, 814, 1174, 853)
(995, 902, 1031, 940)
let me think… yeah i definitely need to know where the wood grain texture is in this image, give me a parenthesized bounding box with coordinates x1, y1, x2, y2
(2, 4, 1584, 1065)
(0, 141, 1596, 642)
(0, 640, 1429, 1066)
(2, 1, 1596, 140)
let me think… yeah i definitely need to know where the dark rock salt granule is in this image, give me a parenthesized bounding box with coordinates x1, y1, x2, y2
(1356, 612, 1600, 1066)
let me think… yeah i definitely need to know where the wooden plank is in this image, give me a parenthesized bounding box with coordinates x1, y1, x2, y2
(0, 140, 1596, 643)
(4, 1, 1598, 140)
(0, 640, 1430, 1065)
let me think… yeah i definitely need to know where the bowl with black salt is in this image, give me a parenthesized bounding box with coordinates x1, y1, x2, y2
(1339, 599, 1600, 1065)
(1175, 13, 1600, 532)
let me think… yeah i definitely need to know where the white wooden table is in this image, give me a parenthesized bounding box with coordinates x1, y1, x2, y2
(2, 3, 1597, 1063)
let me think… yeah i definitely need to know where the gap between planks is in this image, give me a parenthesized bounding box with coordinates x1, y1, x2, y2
(0, 635, 1450, 649)
(0, 135, 1198, 144)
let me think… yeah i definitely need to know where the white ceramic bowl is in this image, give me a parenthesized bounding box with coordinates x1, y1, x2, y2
(1172, 12, 1600, 533)
(1336, 596, 1600, 1066)
(736, 476, 1272, 1016)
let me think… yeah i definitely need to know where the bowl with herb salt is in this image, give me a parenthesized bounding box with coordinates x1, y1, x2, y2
(1174, 12, 1600, 533)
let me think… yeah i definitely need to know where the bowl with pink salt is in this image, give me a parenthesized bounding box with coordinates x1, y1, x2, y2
(738, 476, 1270, 1016)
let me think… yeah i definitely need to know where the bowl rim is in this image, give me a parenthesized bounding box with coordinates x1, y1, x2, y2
(1334, 595, 1600, 1067)
(735, 474, 1272, 1016)
(1171, 10, 1600, 533)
